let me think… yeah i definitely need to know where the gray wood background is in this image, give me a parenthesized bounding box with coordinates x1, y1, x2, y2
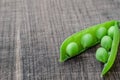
(0, 0, 120, 80)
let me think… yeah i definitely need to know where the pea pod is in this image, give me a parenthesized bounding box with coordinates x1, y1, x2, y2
(60, 20, 116, 62)
(101, 21, 120, 76)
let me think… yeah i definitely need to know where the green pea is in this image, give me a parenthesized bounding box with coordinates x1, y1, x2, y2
(66, 42, 79, 57)
(101, 36, 112, 51)
(96, 47, 109, 63)
(108, 26, 115, 38)
(81, 33, 93, 48)
(96, 27, 107, 39)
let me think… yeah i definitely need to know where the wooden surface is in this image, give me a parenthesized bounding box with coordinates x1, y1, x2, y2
(0, 0, 120, 80)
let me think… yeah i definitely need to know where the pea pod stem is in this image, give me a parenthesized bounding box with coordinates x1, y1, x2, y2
(101, 21, 120, 76)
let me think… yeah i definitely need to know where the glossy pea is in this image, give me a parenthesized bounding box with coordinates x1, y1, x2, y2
(66, 42, 79, 57)
(96, 47, 109, 63)
(81, 33, 93, 48)
(108, 26, 115, 38)
(101, 36, 112, 51)
(96, 27, 107, 39)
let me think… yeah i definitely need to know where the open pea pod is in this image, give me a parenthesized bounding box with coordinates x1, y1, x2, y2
(60, 20, 117, 62)
(60, 20, 120, 76)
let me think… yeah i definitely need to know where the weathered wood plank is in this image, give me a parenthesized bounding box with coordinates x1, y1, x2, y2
(0, 0, 120, 80)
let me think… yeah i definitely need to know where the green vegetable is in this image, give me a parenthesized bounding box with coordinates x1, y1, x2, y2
(81, 33, 93, 48)
(101, 36, 112, 51)
(59, 20, 119, 76)
(60, 20, 116, 62)
(66, 42, 79, 57)
(96, 47, 109, 63)
(108, 26, 115, 38)
(96, 27, 107, 39)
(101, 22, 119, 76)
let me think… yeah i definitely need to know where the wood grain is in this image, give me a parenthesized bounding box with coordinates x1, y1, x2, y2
(0, 0, 120, 80)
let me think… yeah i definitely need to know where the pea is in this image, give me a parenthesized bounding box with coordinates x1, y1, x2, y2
(101, 36, 112, 51)
(96, 27, 107, 39)
(108, 26, 115, 38)
(96, 47, 109, 63)
(81, 33, 93, 48)
(66, 42, 79, 57)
